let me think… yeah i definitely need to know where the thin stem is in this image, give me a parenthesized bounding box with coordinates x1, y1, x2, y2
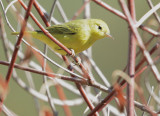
(43, 45, 58, 115)
(147, 0, 160, 25)
(24, 66, 40, 114)
(5, 0, 35, 83)
(0, 60, 87, 83)
(62, 56, 99, 116)
(142, 86, 154, 116)
(48, 0, 58, 23)
(56, 1, 68, 22)
(2, 104, 17, 116)
(12, 73, 84, 106)
(119, 0, 160, 81)
(93, 0, 126, 19)
(33, 1, 50, 27)
(84, 0, 91, 19)
(0, 0, 35, 112)
(82, 52, 111, 88)
(136, 3, 160, 27)
(72, 0, 91, 20)
(127, 0, 136, 115)
(87, 53, 160, 116)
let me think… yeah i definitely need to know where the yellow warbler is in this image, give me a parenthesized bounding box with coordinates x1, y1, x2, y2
(12, 19, 111, 55)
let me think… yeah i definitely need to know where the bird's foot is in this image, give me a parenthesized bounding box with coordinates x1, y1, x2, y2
(70, 49, 75, 57)
(66, 49, 75, 57)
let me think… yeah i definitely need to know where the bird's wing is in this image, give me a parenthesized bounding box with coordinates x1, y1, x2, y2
(36, 24, 78, 35)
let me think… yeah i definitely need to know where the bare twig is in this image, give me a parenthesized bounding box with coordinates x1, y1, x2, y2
(119, 0, 160, 81)
(142, 86, 154, 116)
(56, 0, 68, 22)
(145, 74, 160, 105)
(147, 0, 160, 25)
(5, 0, 35, 83)
(82, 51, 111, 88)
(87, 44, 160, 116)
(0, 0, 35, 112)
(127, 0, 136, 115)
(136, 2, 160, 27)
(0, 60, 87, 83)
(43, 46, 58, 116)
(2, 104, 17, 116)
(48, 0, 58, 23)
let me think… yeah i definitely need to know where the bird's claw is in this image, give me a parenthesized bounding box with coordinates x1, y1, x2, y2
(70, 49, 75, 57)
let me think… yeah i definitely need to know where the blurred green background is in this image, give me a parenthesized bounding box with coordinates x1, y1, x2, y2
(0, 0, 160, 115)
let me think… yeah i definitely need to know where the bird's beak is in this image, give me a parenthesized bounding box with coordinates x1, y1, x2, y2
(106, 33, 114, 40)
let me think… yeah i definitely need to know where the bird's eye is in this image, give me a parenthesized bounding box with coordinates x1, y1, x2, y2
(98, 25, 102, 30)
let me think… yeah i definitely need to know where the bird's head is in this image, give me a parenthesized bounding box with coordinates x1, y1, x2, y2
(89, 19, 112, 40)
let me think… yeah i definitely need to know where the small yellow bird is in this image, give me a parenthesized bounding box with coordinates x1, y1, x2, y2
(12, 19, 111, 55)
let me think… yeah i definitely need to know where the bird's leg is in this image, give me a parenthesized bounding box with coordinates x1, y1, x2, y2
(66, 49, 81, 65)
(70, 49, 76, 57)
(66, 49, 75, 56)
(70, 49, 81, 65)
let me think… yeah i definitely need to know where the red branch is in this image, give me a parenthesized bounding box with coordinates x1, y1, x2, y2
(1, 0, 35, 112)
(62, 56, 99, 115)
(6, 0, 35, 83)
(33, 1, 50, 27)
(119, 0, 160, 81)
(0, 60, 87, 83)
(127, 0, 136, 115)
(93, 0, 126, 20)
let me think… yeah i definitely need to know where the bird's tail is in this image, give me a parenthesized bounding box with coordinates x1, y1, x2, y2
(11, 32, 20, 35)
(11, 31, 44, 42)
(11, 31, 37, 36)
